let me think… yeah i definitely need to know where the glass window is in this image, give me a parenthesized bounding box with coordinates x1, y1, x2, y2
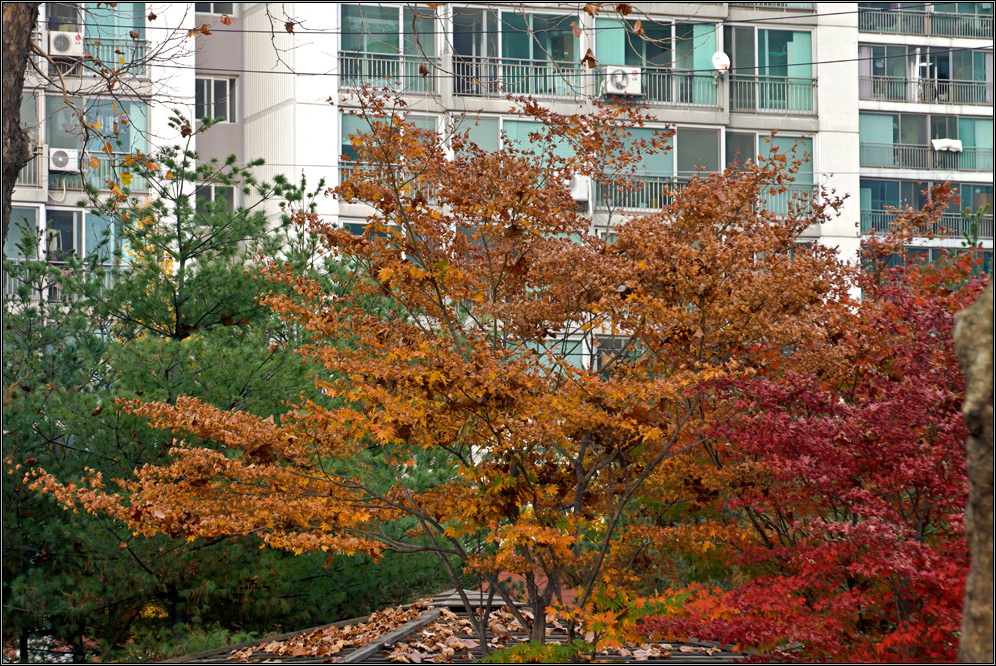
(86, 213, 116, 261)
(456, 116, 500, 153)
(194, 3, 234, 14)
(85, 98, 148, 153)
(195, 184, 235, 217)
(676, 128, 720, 179)
(20, 92, 39, 145)
(46, 96, 84, 149)
(5, 207, 39, 259)
(46, 209, 80, 262)
(47, 2, 80, 31)
(195, 78, 236, 123)
(596, 18, 672, 68)
(85, 2, 145, 41)
(762, 135, 813, 184)
(726, 132, 756, 168)
(503, 120, 573, 159)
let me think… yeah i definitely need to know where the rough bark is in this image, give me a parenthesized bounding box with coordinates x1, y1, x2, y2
(2, 3, 39, 246)
(954, 280, 994, 664)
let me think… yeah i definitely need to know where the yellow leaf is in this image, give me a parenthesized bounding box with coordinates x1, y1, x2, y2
(120, 173, 133, 186)
(89, 156, 101, 168)
(102, 142, 113, 155)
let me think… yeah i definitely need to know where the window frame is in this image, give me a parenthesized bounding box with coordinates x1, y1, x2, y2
(194, 3, 236, 16)
(194, 76, 238, 124)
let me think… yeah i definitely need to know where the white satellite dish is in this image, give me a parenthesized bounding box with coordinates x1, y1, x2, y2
(712, 51, 731, 74)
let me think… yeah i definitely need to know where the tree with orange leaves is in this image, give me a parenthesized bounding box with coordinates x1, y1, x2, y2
(33, 92, 854, 649)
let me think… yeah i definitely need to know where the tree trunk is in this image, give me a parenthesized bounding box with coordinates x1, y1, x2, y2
(2, 3, 39, 245)
(954, 280, 994, 664)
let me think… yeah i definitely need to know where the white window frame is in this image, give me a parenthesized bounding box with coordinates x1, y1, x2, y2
(194, 76, 238, 124)
(194, 3, 237, 16)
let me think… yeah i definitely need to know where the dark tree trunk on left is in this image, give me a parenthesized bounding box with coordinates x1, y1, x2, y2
(2, 3, 39, 245)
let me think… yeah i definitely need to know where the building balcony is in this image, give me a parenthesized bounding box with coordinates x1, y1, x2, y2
(15, 154, 42, 187)
(48, 37, 151, 78)
(454, 55, 583, 99)
(860, 142, 994, 172)
(729, 75, 817, 116)
(612, 68, 721, 108)
(858, 8, 993, 39)
(859, 75, 994, 106)
(729, 2, 816, 9)
(339, 51, 440, 94)
(595, 175, 817, 216)
(48, 152, 149, 192)
(861, 209, 994, 240)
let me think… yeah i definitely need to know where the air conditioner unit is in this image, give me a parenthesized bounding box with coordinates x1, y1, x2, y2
(49, 147, 81, 173)
(49, 30, 85, 58)
(570, 174, 592, 202)
(604, 66, 641, 96)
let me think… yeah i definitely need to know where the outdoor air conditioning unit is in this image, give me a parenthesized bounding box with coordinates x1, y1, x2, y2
(49, 147, 81, 173)
(570, 174, 592, 202)
(604, 66, 641, 96)
(49, 30, 85, 58)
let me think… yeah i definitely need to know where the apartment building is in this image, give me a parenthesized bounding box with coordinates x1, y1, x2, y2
(857, 2, 994, 269)
(8, 3, 993, 275)
(6, 2, 196, 282)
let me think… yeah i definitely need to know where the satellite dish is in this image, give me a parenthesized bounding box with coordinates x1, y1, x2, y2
(712, 51, 731, 74)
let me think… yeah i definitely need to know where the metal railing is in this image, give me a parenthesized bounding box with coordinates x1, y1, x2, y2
(339, 51, 439, 94)
(858, 8, 993, 38)
(861, 209, 994, 240)
(16, 155, 41, 187)
(630, 68, 720, 107)
(730, 2, 816, 9)
(595, 175, 682, 210)
(594, 176, 817, 215)
(47, 152, 149, 192)
(859, 76, 993, 106)
(48, 36, 151, 77)
(860, 143, 994, 171)
(760, 183, 819, 216)
(729, 75, 817, 115)
(454, 55, 583, 99)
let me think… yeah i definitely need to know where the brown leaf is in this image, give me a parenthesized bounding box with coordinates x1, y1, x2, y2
(129, 30, 139, 39)
(220, 14, 233, 26)
(285, 21, 296, 33)
(571, 21, 582, 38)
(616, 3, 633, 15)
(89, 156, 101, 168)
(583, 3, 601, 16)
(199, 24, 212, 35)
(147, 11, 157, 20)
(419, 63, 430, 78)
(581, 48, 598, 69)
(180, 125, 193, 138)
(632, 19, 643, 36)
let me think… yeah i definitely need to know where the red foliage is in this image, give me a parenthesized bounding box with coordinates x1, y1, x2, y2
(641, 217, 987, 662)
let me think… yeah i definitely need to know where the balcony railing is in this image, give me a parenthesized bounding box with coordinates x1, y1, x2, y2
(859, 75, 993, 106)
(625, 68, 720, 107)
(729, 75, 817, 115)
(730, 3, 816, 9)
(454, 55, 583, 99)
(339, 51, 439, 94)
(860, 143, 994, 172)
(858, 8, 993, 38)
(595, 175, 683, 211)
(48, 152, 149, 192)
(861, 209, 994, 240)
(49, 37, 151, 77)
(15, 154, 41, 187)
(595, 176, 817, 215)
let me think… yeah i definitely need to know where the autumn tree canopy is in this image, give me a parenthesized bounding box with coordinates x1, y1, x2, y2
(33, 93, 856, 646)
